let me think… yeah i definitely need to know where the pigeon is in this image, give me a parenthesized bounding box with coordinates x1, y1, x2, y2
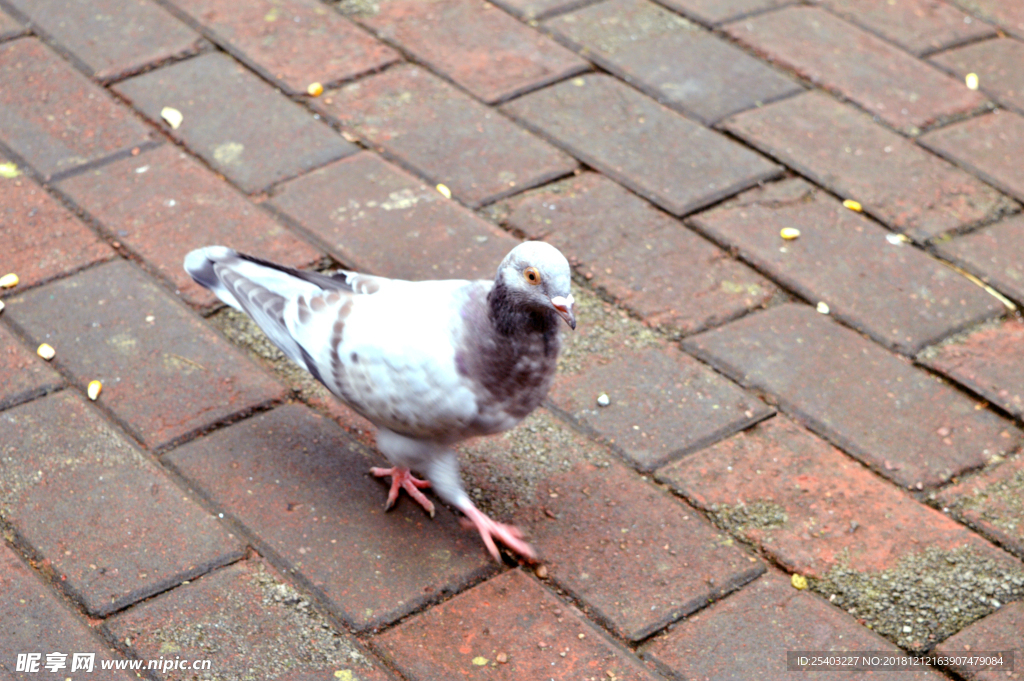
(184, 242, 575, 561)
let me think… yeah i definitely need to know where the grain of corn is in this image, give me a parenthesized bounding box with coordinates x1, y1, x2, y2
(307, 82, 324, 97)
(37, 343, 56, 360)
(436, 183, 452, 199)
(160, 106, 184, 130)
(816, 301, 830, 315)
(965, 73, 979, 90)
(780, 227, 801, 240)
(842, 199, 863, 212)
(0, 161, 21, 178)
(87, 380, 102, 401)
(791, 573, 808, 590)
(0, 300, 5, 314)
(0, 272, 19, 288)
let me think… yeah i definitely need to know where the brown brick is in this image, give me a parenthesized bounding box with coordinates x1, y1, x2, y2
(655, 0, 789, 24)
(919, 109, 1024, 203)
(356, 0, 587, 104)
(374, 569, 660, 681)
(658, 416, 997, 577)
(0, 38, 153, 180)
(56, 144, 322, 310)
(551, 300, 773, 470)
(920, 319, 1024, 418)
(3, 260, 286, 449)
(104, 558, 399, 681)
(0, 160, 113, 292)
(642, 571, 949, 680)
(527, 460, 764, 641)
(724, 6, 987, 134)
(317, 66, 577, 208)
(937, 454, 1024, 562)
(164, 405, 492, 630)
(0, 323, 62, 411)
(270, 153, 519, 281)
(820, 0, 995, 56)
(545, 0, 801, 124)
(4, 0, 202, 82)
(947, 0, 1024, 40)
(0, 544, 135, 678)
(503, 73, 782, 216)
(0, 391, 245, 616)
(931, 38, 1024, 116)
(689, 178, 1004, 354)
(114, 52, 357, 193)
(682, 303, 1021, 488)
(934, 601, 1024, 681)
(501, 172, 775, 333)
(723, 90, 1016, 241)
(172, 0, 399, 96)
(933, 214, 1024, 306)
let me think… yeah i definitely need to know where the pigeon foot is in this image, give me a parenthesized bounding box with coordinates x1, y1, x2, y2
(370, 466, 435, 517)
(459, 503, 536, 563)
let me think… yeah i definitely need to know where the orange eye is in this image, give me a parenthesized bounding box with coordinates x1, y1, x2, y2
(523, 267, 542, 285)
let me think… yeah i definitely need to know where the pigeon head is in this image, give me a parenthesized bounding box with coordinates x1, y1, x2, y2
(496, 241, 576, 330)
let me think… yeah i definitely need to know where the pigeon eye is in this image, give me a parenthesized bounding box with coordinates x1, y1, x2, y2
(523, 267, 542, 285)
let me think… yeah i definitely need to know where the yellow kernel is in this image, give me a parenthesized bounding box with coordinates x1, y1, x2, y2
(37, 343, 56, 360)
(965, 73, 979, 90)
(791, 573, 808, 590)
(816, 301, 830, 314)
(160, 106, 184, 130)
(307, 82, 324, 97)
(0, 272, 19, 288)
(780, 227, 801, 240)
(436, 183, 452, 199)
(842, 199, 863, 212)
(88, 380, 103, 401)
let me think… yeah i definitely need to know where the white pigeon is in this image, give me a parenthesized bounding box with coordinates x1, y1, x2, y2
(184, 242, 576, 561)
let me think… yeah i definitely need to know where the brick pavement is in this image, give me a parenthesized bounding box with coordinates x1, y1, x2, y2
(1, 0, 1022, 679)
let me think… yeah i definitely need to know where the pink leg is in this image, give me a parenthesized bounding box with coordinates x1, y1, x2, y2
(460, 503, 536, 563)
(370, 467, 435, 517)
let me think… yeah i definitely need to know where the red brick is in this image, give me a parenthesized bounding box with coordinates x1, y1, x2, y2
(689, 178, 1003, 355)
(818, 0, 995, 56)
(935, 601, 1024, 681)
(931, 38, 1024, 116)
(682, 303, 1021, 488)
(642, 571, 948, 681)
(723, 90, 1015, 241)
(934, 214, 1024, 306)
(3, 260, 286, 449)
(486, 0, 595, 21)
(919, 109, 1024, 203)
(526, 460, 764, 641)
(503, 73, 782, 216)
(317, 66, 577, 208)
(56, 144, 322, 310)
(658, 416, 998, 577)
(0, 7, 24, 39)
(654, 0, 789, 24)
(501, 173, 776, 333)
(544, 0, 801, 124)
(114, 52, 357, 193)
(270, 153, 519, 281)
(724, 6, 987, 134)
(164, 405, 492, 630)
(173, 0, 399, 96)
(937, 453, 1024, 561)
(374, 569, 660, 681)
(0, 323, 62, 411)
(104, 558, 398, 680)
(0, 391, 245, 616)
(5, 0, 202, 81)
(920, 319, 1024, 418)
(0, 38, 153, 181)
(0, 160, 113, 292)
(947, 0, 1024, 40)
(0, 544, 135, 678)
(355, 0, 587, 104)
(551, 303, 773, 471)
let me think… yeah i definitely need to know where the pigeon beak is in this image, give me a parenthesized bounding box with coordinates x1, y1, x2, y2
(551, 294, 576, 330)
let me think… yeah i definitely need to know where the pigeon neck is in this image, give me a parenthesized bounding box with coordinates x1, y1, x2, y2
(487, 279, 557, 338)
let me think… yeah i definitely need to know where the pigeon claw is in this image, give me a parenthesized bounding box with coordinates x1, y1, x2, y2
(370, 466, 435, 518)
(459, 504, 536, 563)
